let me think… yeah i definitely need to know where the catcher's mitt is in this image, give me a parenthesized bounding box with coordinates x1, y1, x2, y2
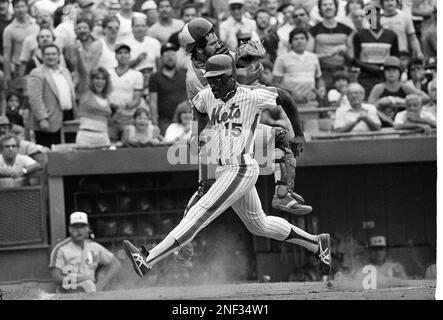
(235, 40, 266, 68)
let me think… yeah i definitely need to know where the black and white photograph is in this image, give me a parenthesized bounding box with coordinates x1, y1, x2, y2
(0, 0, 439, 308)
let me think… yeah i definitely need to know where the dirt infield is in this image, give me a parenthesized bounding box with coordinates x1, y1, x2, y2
(7, 279, 434, 300)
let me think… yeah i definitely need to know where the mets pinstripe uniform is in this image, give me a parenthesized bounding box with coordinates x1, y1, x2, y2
(123, 69, 331, 275)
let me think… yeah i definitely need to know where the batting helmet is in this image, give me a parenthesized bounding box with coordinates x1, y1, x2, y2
(204, 54, 235, 78)
(180, 17, 214, 53)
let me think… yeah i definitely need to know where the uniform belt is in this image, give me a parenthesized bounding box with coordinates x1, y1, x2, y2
(217, 153, 254, 166)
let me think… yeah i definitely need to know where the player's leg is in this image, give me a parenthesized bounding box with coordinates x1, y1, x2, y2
(271, 127, 312, 215)
(123, 165, 258, 277)
(231, 187, 331, 272)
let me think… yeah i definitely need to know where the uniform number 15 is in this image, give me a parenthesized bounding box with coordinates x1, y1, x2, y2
(224, 122, 242, 137)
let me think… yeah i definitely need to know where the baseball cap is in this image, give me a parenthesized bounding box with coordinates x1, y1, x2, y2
(141, 0, 157, 11)
(161, 42, 179, 55)
(369, 236, 387, 248)
(204, 54, 234, 78)
(115, 43, 131, 53)
(229, 0, 244, 6)
(383, 56, 401, 69)
(180, 18, 214, 53)
(0, 116, 10, 126)
(425, 57, 437, 69)
(70, 211, 89, 226)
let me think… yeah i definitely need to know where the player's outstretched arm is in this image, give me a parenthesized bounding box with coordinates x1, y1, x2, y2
(275, 88, 304, 138)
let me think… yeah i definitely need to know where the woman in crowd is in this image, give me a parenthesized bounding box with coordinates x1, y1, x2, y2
(74, 42, 113, 149)
(5, 90, 25, 127)
(163, 101, 192, 144)
(368, 56, 430, 127)
(405, 59, 428, 92)
(121, 107, 162, 147)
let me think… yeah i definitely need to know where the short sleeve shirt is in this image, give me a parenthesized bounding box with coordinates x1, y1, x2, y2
(333, 103, 381, 132)
(3, 18, 39, 65)
(126, 35, 161, 72)
(0, 154, 37, 188)
(273, 51, 322, 99)
(380, 10, 416, 53)
(309, 22, 353, 66)
(148, 19, 185, 45)
(49, 238, 114, 282)
(394, 109, 436, 125)
(108, 68, 144, 107)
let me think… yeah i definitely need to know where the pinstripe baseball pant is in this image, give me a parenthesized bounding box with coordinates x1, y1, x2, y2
(146, 155, 319, 266)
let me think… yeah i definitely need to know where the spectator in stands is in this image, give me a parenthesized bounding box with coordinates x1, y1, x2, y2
(27, 44, 77, 147)
(352, 4, 399, 96)
(0, 115, 49, 156)
(5, 90, 25, 127)
(421, 6, 436, 60)
(368, 56, 430, 127)
(49, 211, 121, 293)
(365, 235, 408, 280)
(398, 50, 411, 82)
(140, 0, 158, 28)
(327, 70, 350, 109)
(219, 0, 259, 50)
(276, 3, 295, 57)
(380, 0, 423, 60)
(424, 56, 436, 82)
(337, 0, 368, 31)
(116, 0, 146, 43)
(74, 43, 112, 149)
(91, 8, 107, 40)
(254, 8, 279, 63)
(148, 42, 187, 134)
(405, 59, 428, 92)
(0, 0, 13, 69)
(22, 28, 68, 76)
(310, 0, 347, 25)
(97, 15, 120, 70)
(333, 83, 381, 133)
(422, 79, 436, 118)
(273, 28, 325, 108)
(411, 0, 436, 40)
(163, 100, 192, 143)
(32, 0, 64, 15)
(0, 134, 42, 188)
(308, 0, 354, 90)
(394, 93, 435, 133)
(52, 4, 77, 47)
(3, 0, 39, 87)
(127, 15, 161, 73)
(148, 0, 185, 45)
(121, 106, 162, 147)
(19, 9, 69, 78)
(108, 43, 144, 142)
(70, 15, 103, 74)
(263, 0, 281, 27)
(244, 0, 260, 19)
(293, 6, 313, 31)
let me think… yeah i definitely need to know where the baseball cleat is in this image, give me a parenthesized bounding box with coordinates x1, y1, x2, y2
(122, 240, 152, 277)
(315, 233, 332, 274)
(272, 194, 312, 216)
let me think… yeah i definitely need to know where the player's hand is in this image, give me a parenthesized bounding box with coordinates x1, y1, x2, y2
(215, 40, 230, 55)
(289, 136, 305, 158)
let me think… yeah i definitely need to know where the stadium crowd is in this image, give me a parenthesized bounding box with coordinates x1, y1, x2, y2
(0, 0, 437, 186)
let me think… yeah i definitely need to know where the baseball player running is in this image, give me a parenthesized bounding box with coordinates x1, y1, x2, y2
(123, 54, 331, 278)
(180, 18, 311, 217)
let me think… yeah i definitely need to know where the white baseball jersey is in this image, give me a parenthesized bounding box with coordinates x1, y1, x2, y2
(192, 86, 278, 161)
